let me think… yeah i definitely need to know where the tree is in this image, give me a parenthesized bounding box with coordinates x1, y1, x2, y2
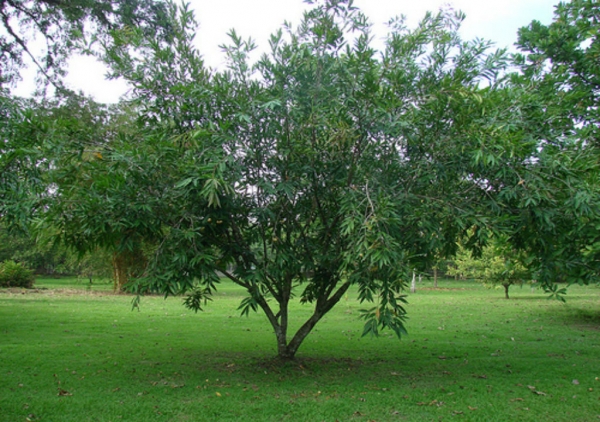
(57, 0, 541, 360)
(504, 0, 600, 291)
(449, 238, 530, 299)
(0, 89, 157, 290)
(0, 223, 70, 275)
(30, 94, 158, 290)
(0, 0, 170, 90)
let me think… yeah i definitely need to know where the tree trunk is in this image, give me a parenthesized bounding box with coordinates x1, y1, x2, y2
(503, 283, 510, 299)
(112, 252, 128, 292)
(263, 281, 351, 360)
(410, 271, 416, 293)
(433, 267, 438, 288)
(111, 245, 147, 292)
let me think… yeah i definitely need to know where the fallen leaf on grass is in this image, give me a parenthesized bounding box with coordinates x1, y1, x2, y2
(57, 388, 72, 396)
(216, 392, 221, 397)
(353, 411, 363, 416)
(573, 380, 580, 385)
(533, 390, 547, 396)
(453, 411, 464, 415)
(511, 398, 524, 402)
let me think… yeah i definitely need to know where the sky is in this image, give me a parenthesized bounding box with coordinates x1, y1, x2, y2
(15, 0, 560, 103)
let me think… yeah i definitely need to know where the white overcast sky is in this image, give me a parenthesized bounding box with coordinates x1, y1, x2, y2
(15, 0, 560, 103)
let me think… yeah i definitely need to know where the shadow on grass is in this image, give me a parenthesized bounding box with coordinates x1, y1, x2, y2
(507, 295, 550, 301)
(540, 306, 600, 331)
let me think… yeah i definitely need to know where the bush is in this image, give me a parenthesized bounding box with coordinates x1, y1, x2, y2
(0, 260, 35, 288)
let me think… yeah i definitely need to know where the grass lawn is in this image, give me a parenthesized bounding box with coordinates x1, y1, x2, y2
(1, 277, 599, 421)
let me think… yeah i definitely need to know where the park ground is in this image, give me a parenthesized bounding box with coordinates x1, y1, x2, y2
(1, 277, 599, 421)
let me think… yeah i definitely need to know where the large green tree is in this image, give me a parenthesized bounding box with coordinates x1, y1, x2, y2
(42, 0, 545, 359)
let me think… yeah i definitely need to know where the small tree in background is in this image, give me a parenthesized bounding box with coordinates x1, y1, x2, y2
(449, 238, 531, 299)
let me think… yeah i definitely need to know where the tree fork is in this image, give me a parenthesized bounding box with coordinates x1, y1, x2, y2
(279, 281, 351, 359)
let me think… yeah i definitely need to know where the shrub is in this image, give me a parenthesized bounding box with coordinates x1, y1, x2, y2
(0, 260, 35, 288)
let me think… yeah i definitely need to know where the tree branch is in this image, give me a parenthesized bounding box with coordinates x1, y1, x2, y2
(0, 7, 64, 92)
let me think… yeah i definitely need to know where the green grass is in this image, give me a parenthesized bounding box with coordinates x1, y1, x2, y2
(1, 278, 599, 421)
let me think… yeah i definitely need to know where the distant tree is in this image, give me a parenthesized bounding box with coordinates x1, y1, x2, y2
(65, 248, 114, 284)
(0, 231, 70, 275)
(449, 239, 531, 299)
(0, 92, 153, 289)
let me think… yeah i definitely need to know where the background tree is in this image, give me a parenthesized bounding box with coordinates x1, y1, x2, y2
(35, 95, 158, 290)
(0, 91, 155, 289)
(449, 238, 531, 299)
(0, 224, 70, 275)
(1, 0, 173, 288)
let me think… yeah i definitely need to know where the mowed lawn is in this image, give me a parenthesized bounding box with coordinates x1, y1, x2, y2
(1, 278, 599, 421)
